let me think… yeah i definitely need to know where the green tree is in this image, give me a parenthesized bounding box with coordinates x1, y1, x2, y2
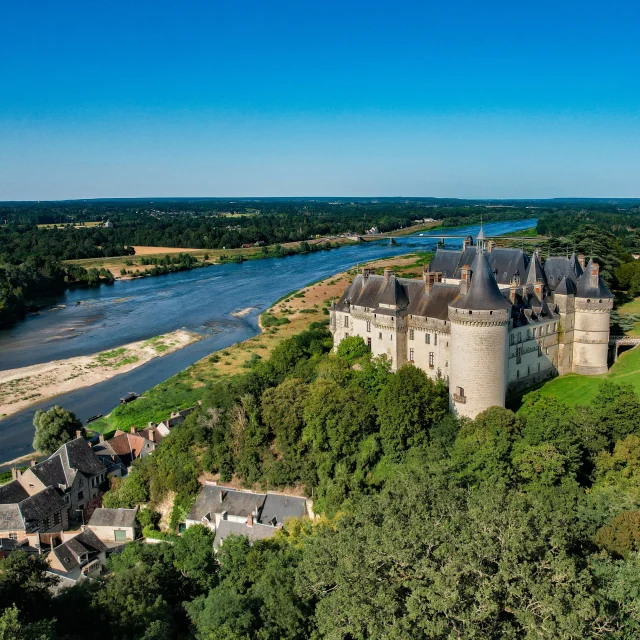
(336, 335, 370, 364)
(32, 405, 82, 454)
(173, 525, 218, 593)
(376, 364, 448, 456)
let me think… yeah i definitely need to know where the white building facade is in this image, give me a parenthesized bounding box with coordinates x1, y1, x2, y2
(331, 235, 613, 419)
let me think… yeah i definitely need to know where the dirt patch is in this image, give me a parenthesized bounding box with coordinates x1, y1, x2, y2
(131, 246, 202, 255)
(0, 330, 202, 419)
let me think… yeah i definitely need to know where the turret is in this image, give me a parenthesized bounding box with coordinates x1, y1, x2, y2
(572, 259, 613, 375)
(448, 250, 511, 418)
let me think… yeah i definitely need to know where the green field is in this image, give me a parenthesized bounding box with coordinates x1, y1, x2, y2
(520, 345, 640, 409)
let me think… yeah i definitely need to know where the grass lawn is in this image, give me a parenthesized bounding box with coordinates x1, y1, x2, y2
(616, 297, 640, 315)
(522, 345, 640, 409)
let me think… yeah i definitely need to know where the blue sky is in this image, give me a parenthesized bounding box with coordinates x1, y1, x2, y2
(1, 0, 639, 200)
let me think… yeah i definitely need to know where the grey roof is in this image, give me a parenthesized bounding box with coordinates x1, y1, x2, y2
(88, 508, 137, 529)
(570, 252, 584, 277)
(52, 529, 106, 573)
(213, 520, 276, 550)
(0, 480, 30, 505)
(0, 504, 24, 531)
(542, 256, 580, 291)
(259, 494, 307, 527)
(576, 259, 614, 299)
(378, 275, 409, 309)
(555, 276, 577, 295)
(20, 488, 66, 529)
(429, 249, 464, 278)
(525, 252, 547, 286)
(450, 252, 512, 311)
(187, 485, 266, 522)
(31, 457, 67, 488)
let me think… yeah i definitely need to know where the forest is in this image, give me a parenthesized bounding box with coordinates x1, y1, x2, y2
(6, 323, 640, 639)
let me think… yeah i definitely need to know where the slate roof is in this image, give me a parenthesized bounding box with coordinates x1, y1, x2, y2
(187, 485, 266, 522)
(88, 508, 137, 529)
(431, 246, 529, 285)
(0, 504, 24, 532)
(525, 252, 547, 287)
(213, 520, 276, 550)
(40, 438, 106, 489)
(450, 252, 512, 311)
(378, 275, 409, 309)
(52, 529, 106, 573)
(259, 494, 307, 527)
(20, 488, 66, 529)
(576, 259, 614, 299)
(31, 457, 67, 489)
(0, 480, 30, 505)
(542, 256, 580, 291)
(555, 276, 578, 295)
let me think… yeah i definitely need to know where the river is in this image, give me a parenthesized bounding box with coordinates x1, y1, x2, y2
(0, 219, 534, 463)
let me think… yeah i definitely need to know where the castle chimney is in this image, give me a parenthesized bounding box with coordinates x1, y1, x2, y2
(30, 459, 36, 467)
(247, 512, 253, 527)
(383, 267, 393, 280)
(361, 268, 371, 289)
(462, 236, 473, 250)
(99, 434, 104, 443)
(424, 269, 441, 293)
(590, 261, 600, 288)
(487, 240, 496, 253)
(130, 426, 136, 435)
(459, 265, 472, 295)
(534, 281, 543, 299)
(578, 254, 586, 269)
(509, 272, 520, 304)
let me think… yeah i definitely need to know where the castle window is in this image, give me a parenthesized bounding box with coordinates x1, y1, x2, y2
(409, 329, 414, 341)
(345, 333, 349, 338)
(538, 363, 541, 372)
(587, 299, 591, 303)
(429, 352, 435, 368)
(527, 366, 530, 375)
(390, 335, 393, 341)
(553, 323, 557, 332)
(425, 333, 430, 344)
(367, 338, 372, 350)
(409, 348, 414, 363)
(545, 347, 549, 355)
(456, 386, 465, 397)
(434, 334, 438, 346)
(538, 346, 542, 357)
(517, 333, 522, 343)
(510, 335, 515, 345)
(516, 370, 520, 379)
(344, 316, 349, 328)
(526, 329, 530, 340)
(366, 321, 371, 332)
(445, 361, 448, 367)
(379, 332, 382, 339)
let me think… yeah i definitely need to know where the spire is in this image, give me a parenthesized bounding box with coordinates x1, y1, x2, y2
(525, 250, 546, 286)
(451, 251, 511, 311)
(476, 225, 486, 253)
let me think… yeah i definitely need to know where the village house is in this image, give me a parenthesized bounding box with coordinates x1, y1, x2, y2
(47, 529, 108, 590)
(92, 428, 157, 472)
(184, 483, 308, 549)
(0, 480, 68, 549)
(16, 436, 107, 519)
(88, 508, 138, 544)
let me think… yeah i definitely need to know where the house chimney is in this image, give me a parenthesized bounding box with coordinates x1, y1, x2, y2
(130, 426, 136, 435)
(590, 261, 600, 288)
(148, 430, 155, 443)
(148, 422, 155, 429)
(75, 430, 82, 439)
(219, 490, 226, 503)
(487, 240, 496, 253)
(30, 459, 36, 467)
(99, 434, 104, 443)
(460, 264, 472, 295)
(578, 254, 585, 269)
(247, 512, 253, 527)
(11, 468, 18, 480)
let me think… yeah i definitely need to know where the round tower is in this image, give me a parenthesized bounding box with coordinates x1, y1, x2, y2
(573, 259, 613, 375)
(448, 249, 511, 419)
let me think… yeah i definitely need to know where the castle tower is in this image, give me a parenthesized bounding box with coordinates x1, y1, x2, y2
(448, 249, 512, 418)
(572, 259, 613, 374)
(554, 276, 577, 375)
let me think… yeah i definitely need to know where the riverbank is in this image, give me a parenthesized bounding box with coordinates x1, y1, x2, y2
(0, 329, 202, 419)
(65, 237, 358, 278)
(87, 250, 432, 435)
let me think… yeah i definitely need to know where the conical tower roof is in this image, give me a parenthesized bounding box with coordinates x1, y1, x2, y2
(569, 251, 583, 277)
(450, 251, 511, 311)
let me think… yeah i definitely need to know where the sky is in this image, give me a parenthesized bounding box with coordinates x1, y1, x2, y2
(1, 0, 639, 200)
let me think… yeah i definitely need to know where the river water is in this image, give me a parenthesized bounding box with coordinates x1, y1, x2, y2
(0, 219, 534, 462)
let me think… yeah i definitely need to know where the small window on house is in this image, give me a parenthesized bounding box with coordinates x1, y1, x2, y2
(366, 321, 371, 332)
(456, 386, 465, 397)
(553, 323, 557, 332)
(379, 332, 382, 339)
(409, 348, 415, 362)
(434, 333, 438, 346)
(526, 329, 530, 339)
(345, 333, 349, 338)
(429, 352, 435, 367)
(367, 337, 372, 350)
(390, 335, 393, 341)
(409, 329, 414, 341)
(425, 333, 430, 344)
(77, 491, 84, 501)
(78, 478, 83, 487)
(344, 316, 349, 328)
(445, 361, 448, 367)
(53, 512, 61, 525)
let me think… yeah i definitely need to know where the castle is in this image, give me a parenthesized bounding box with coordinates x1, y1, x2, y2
(330, 229, 613, 418)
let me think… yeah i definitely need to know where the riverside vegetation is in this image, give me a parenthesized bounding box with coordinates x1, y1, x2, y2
(6, 321, 640, 638)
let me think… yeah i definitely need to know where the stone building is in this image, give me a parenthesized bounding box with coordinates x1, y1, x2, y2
(330, 230, 613, 418)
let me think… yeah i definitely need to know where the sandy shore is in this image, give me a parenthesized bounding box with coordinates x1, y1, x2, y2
(231, 307, 255, 318)
(0, 330, 202, 419)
